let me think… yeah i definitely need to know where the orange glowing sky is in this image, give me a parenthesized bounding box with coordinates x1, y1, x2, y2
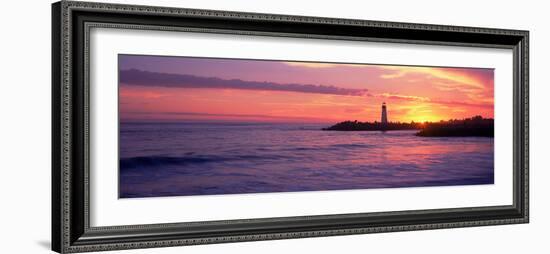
(119, 55, 494, 123)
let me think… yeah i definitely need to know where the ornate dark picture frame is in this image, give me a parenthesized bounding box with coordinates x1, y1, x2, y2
(52, 1, 529, 253)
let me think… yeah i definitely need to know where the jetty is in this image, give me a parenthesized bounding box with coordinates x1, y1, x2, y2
(322, 103, 493, 137)
(322, 121, 420, 131)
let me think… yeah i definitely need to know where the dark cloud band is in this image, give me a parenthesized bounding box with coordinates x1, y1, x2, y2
(120, 69, 368, 96)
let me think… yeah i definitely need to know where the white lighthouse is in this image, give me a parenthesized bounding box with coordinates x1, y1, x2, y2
(381, 102, 388, 124)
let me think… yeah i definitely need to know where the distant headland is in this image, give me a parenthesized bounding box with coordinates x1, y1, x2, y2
(322, 103, 493, 137)
(323, 116, 494, 137)
(415, 116, 493, 137)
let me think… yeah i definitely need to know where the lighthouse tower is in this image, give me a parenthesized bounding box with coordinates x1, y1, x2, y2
(381, 102, 388, 124)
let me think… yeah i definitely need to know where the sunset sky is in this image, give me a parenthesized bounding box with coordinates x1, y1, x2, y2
(119, 54, 494, 123)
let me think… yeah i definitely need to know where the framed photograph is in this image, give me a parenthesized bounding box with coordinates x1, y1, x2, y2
(52, 1, 529, 253)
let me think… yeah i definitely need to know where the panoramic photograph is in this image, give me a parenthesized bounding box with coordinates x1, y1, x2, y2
(118, 54, 495, 198)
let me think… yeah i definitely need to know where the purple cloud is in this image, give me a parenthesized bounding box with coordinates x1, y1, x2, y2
(120, 69, 369, 96)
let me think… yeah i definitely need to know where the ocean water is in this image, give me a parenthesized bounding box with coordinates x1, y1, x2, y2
(119, 122, 494, 198)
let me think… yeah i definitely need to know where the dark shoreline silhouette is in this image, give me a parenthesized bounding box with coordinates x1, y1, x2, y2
(323, 116, 494, 137)
(322, 121, 421, 131)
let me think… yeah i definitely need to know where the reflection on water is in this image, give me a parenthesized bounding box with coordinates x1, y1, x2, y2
(119, 122, 494, 198)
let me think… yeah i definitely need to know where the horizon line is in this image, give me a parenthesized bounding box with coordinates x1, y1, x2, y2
(120, 115, 494, 125)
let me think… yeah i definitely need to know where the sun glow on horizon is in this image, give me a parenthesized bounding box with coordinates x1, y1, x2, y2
(119, 55, 494, 124)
